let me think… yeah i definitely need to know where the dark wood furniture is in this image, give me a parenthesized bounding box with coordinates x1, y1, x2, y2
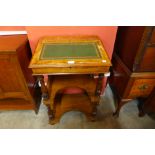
(29, 36, 111, 124)
(0, 35, 41, 112)
(138, 87, 155, 116)
(109, 26, 155, 116)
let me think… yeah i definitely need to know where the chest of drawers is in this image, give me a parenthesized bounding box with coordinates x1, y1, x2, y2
(109, 26, 155, 116)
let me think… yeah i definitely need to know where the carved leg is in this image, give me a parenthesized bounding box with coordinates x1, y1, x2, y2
(113, 100, 124, 117)
(50, 118, 60, 125)
(90, 103, 98, 121)
(95, 74, 104, 96)
(113, 99, 132, 117)
(46, 105, 55, 124)
(87, 93, 100, 121)
(113, 103, 121, 117)
(137, 98, 146, 117)
(37, 75, 49, 100)
(48, 93, 63, 125)
(88, 73, 104, 121)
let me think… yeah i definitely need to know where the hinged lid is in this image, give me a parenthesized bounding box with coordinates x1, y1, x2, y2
(29, 36, 112, 74)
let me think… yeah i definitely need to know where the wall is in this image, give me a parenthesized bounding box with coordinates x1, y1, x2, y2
(0, 26, 117, 59)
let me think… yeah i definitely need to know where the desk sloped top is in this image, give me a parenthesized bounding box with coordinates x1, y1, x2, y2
(29, 36, 112, 75)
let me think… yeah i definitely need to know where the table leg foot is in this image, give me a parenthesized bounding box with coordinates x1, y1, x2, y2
(113, 111, 119, 118)
(49, 118, 59, 125)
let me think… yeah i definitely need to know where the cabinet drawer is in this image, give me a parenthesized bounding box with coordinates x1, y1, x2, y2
(127, 79, 155, 98)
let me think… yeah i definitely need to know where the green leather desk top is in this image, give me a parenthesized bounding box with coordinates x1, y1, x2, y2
(40, 42, 101, 60)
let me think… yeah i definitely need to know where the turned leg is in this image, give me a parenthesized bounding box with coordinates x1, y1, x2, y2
(37, 75, 49, 99)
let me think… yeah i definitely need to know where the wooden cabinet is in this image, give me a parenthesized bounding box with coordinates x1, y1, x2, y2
(0, 35, 41, 112)
(109, 26, 155, 116)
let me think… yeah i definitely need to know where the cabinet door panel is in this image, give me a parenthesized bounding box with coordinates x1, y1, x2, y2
(0, 54, 28, 100)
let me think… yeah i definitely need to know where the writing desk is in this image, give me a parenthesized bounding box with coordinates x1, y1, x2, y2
(29, 36, 111, 124)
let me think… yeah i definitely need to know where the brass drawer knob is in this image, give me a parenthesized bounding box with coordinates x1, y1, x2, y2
(138, 84, 149, 90)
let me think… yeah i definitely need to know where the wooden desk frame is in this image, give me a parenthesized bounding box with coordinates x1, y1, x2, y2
(29, 36, 111, 124)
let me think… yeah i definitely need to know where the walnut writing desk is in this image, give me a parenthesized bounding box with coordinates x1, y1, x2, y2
(29, 36, 111, 124)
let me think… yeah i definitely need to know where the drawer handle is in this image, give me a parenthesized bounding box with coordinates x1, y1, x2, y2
(138, 84, 149, 90)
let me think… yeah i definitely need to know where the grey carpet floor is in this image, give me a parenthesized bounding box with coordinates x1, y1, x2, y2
(0, 85, 155, 129)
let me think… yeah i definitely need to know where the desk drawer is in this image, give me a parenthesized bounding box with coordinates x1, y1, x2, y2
(127, 79, 155, 98)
